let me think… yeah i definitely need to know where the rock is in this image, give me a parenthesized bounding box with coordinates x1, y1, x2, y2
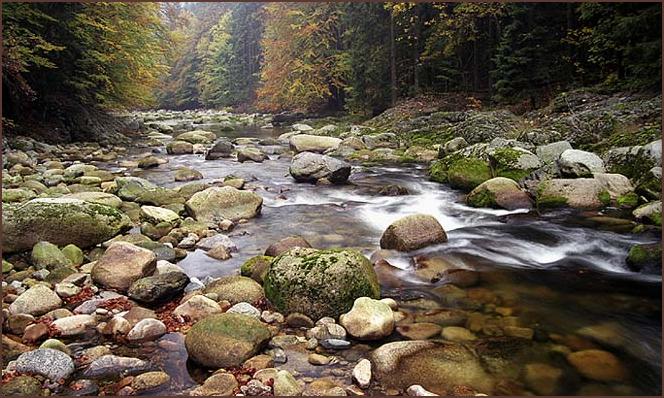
(441, 137, 468, 156)
(131, 371, 171, 392)
(0, 375, 43, 396)
(83, 355, 151, 379)
(185, 186, 262, 224)
(175, 130, 216, 144)
(185, 313, 271, 368)
(140, 205, 180, 225)
(127, 318, 167, 341)
(62, 244, 85, 266)
(191, 373, 238, 396)
(265, 236, 312, 257)
(429, 156, 491, 192)
(308, 353, 331, 365)
(285, 313, 315, 328)
(206, 244, 232, 260)
(173, 295, 222, 322)
(633, 201, 662, 225)
(488, 147, 541, 181)
(116, 176, 157, 201)
(237, 147, 268, 163)
(363, 133, 398, 149)
(466, 177, 532, 210)
(353, 359, 372, 388)
(240, 256, 273, 283)
(290, 134, 342, 153)
(406, 385, 438, 396)
(39, 338, 70, 354)
(31, 241, 71, 270)
(523, 363, 563, 395)
(174, 167, 203, 182)
(7, 313, 35, 335)
(227, 302, 261, 319)
(440, 326, 476, 342)
(3, 188, 37, 203)
(196, 234, 237, 252)
(339, 297, 395, 340)
(9, 285, 62, 316)
(370, 341, 493, 395)
(273, 370, 303, 396)
(380, 214, 447, 251)
(138, 155, 161, 169)
(536, 141, 572, 164)
(558, 149, 605, 177)
(264, 247, 380, 319)
(128, 272, 189, 304)
(15, 348, 75, 381)
(566, 349, 626, 382)
(204, 275, 264, 305)
(244, 354, 275, 371)
(396, 323, 442, 340)
(91, 242, 157, 292)
(626, 243, 661, 273)
(102, 316, 132, 336)
(290, 152, 351, 184)
(205, 139, 234, 160)
(166, 140, 194, 155)
(52, 315, 96, 336)
(3, 198, 131, 253)
(537, 174, 633, 209)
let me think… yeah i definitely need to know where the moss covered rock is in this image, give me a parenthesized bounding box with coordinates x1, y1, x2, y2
(467, 177, 532, 210)
(380, 214, 448, 251)
(31, 241, 71, 270)
(184, 313, 271, 368)
(626, 243, 661, 273)
(3, 198, 132, 253)
(185, 186, 263, 224)
(240, 255, 274, 283)
(264, 248, 380, 319)
(204, 275, 264, 305)
(489, 147, 541, 181)
(0, 375, 43, 396)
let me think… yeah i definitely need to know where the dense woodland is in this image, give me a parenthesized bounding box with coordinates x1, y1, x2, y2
(2, 2, 661, 134)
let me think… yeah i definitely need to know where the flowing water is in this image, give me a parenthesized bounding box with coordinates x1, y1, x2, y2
(93, 122, 661, 395)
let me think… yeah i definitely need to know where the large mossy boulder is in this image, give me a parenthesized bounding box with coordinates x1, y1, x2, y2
(626, 243, 661, 274)
(264, 248, 380, 319)
(115, 177, 158, 201)
(429, 156, 491, 192)
(185, 186, 263, 224)
(370, 340, 494, 395)
(3, 198, 131, 253)
(185, 313, 271, 368)
(466, 177, 532, 210)
(488, 147, 541, 181)
(204, 275, 265, 305)
(536, 174, 633, 209)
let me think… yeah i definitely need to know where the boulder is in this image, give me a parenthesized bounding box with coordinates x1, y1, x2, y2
(536, 141, 572, 164)
(566, 349, 626, 382)
(175, 130, 216, 144)
(116, 177, 158, 201)
(204, 275, 264, 305)
(289, 152, 351, 184)
(370, 341, 493, 395)
(237, 147, 268, 163)
(380, 214, 447, 251)
(166, 140, 194, 155)
(185, 313, 271, 368)
(140, 205, 180, 225)
(174, 167, 203, 182)
(265, 236, 312, 257)
(31, 241, 71, 270)
(138, 155, 161, 169)
(290, 134, 342, 153)
(3, 198, 131, 253)
(429, 156, 491, 192)
(537, 174, 633, 209)
(558, 149, 605, 177)
(9, 285, 62, 316)
(191, 373, 238, 396)
(131, 371, 171, 392)
(205, 139, 234, 160)
(128, 272, 190, 304)
(273, 370, 303, 396)
(173, 295, 222, 322)
(466, 177, 532, 210)
(339, 297, 395, 340)
(185, 186, 263, 224)
(632, 201, 661, 225)
(626, 243, 661, 273)
(264, 248, 380, 319)
(15, 348, 75, 381)
(240, 255, 273, 283)
(91, 242, 157, 292)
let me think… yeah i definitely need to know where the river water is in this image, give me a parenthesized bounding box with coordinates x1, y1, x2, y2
(101, 121, 661, 395)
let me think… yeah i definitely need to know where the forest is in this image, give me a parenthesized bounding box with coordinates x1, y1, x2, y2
(2, 2, 661, 132)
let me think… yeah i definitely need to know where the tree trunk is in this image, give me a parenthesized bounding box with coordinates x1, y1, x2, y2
(390, 12, 397, 106)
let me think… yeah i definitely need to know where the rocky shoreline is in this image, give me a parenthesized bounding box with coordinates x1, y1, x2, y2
(2, 90, 662, 396)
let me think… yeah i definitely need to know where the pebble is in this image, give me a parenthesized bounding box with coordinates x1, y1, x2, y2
(273, 370, 303, 396)
(352, 359, 371, 388)
(52, 314, 97, 336)
(268, 347, 288, 364)
(441, 326, 477, 342)
(131, 371, 171, 392)
(126, 318, 167, 342)
(226, 302, 261, 319)
(83, 355, 151, 379)
(261, 310, 285, 324)
(406, 385, 438, 396)
(55, 282, 81, 298)
(308, 353, 332, 365)
(320, 339, 351, 350)
(286, 312, 314, 328)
